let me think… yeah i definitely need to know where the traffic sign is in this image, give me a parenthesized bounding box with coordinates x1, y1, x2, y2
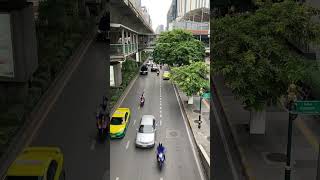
(293, 101, 320, 115)
(202, 92, 211, 99)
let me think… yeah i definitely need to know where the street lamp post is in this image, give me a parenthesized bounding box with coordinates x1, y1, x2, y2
(285, 84, 298, 180)
(285, 101, 294, 180)
(198, 88, 204, 129)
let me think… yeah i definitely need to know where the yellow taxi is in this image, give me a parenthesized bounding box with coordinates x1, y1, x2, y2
(162, 71, 170, 80)
(5, 147, 65, 180)
(110, 108, 131, 139)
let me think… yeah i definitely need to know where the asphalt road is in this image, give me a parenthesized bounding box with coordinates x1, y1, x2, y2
(110, 66, 205, 180)
(31, 40, 110, 180)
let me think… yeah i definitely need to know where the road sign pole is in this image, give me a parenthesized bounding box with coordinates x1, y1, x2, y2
(317, 144, 320, 180)
(285, 110, 294, 180)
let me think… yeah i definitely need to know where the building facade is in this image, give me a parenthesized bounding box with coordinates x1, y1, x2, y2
(141, 6, 152, 27)
(167, 0, 178, 30)
(177, 0, 209, 18)
(155, 24, 164, 35)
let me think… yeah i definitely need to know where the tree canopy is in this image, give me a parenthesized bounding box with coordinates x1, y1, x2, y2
(153, 29, 205, 66)
(170, 62, 209, 96)
(211, 0, 320, 111)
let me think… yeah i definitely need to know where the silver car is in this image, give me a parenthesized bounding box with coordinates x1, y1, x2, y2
(135, 115, 157, 148)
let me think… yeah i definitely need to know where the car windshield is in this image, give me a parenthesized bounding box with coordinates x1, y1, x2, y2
(138, 125, 154, 133)
(110, 117, 123, 125)
(6, 176, 44, 180)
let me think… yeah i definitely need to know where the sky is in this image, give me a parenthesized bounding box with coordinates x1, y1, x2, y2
(141, 0, 172, 31)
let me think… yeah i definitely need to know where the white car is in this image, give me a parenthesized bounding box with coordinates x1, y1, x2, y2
(135, 115, 157, 148)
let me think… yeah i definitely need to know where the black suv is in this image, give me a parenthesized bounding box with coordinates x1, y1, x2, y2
(140, 65, 148, 75)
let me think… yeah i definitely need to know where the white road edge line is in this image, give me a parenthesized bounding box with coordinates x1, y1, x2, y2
(212, 99, 239, 180)
(173, 84, 206, 180)
(126, 141, 130, 150)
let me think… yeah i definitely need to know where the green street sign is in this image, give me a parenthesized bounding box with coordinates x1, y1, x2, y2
(202, 92, 211, 99)
(293, 101, 320, 115)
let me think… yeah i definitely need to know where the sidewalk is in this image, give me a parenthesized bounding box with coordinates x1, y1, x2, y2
(175, 86, 210, 176)
(213, 75, 319, 180)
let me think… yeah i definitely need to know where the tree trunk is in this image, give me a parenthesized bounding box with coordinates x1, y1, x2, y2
(188, 96, 194, 104)
(249, 109, 266, 134)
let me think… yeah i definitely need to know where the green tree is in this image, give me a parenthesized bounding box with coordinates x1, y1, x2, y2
(153, 29, 205, 66)
(212, 0, 320, 134)
(171, 62, 209, 96)
(212, 0, 320, 112)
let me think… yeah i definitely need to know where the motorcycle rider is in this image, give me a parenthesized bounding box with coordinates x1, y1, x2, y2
(157, 69, 160, 76)
(96, 107, 105, 129)
(140, 93, 145, 103)
(102, 96, 108, 111)
(156, 142, 166, 161)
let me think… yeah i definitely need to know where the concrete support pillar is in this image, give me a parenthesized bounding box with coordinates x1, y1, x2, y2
(121, 28, 125, 54)
(136, 34, 139, 50)
(136, 51, 140, 63)
(110, 62, 122, 87)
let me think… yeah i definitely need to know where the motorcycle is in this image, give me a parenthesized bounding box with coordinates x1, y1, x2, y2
(96, 117, 108, 140)
(157, 71, 159, 76)
(140, 98, 145, 107)
(157, 152, 165, 170)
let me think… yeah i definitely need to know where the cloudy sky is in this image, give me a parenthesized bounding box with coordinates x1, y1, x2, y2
(141, 0, 172, 31)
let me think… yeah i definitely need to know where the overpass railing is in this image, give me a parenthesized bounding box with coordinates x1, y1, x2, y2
(110, 43, 138, 56)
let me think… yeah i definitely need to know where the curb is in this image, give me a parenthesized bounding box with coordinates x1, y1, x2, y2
(0, 20, 98, 179)
(173, 84, 210, 180)
(212, 76, 255, 180)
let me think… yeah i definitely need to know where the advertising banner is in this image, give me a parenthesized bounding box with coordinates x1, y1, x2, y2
(0, 14, 14, 78)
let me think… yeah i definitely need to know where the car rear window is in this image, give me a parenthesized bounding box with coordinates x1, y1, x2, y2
(111, 117, 123, 125)
(138, 125, 154, 133)
(6, 176, 43, 180)
(141, 66, 148, 71)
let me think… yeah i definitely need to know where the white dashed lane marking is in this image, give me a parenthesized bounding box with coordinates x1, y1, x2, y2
(90, 140, 96, 150)
(126, 141, 130, 150)
(116, 177, 119, 180)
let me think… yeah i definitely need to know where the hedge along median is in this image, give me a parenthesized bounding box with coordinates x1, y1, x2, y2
(0, 0, 106, 156)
